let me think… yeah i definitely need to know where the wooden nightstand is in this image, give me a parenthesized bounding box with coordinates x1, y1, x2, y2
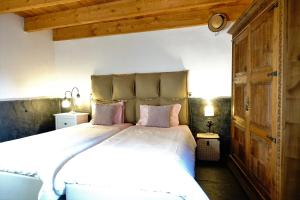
(196, 133, 220, 161)
(54, 112, 89, 130)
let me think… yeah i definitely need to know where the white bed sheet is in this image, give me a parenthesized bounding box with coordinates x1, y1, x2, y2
(55, 125, 209, 200)
(0, 122, 131, 200)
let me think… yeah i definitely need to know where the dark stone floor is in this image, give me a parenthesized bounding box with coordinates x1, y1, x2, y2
(59, 161, 248, 200)
(196, 161, 248, 200)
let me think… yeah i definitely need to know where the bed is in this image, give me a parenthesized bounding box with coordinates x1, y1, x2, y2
(0, 122, 131, 200)
(54, 71, 208, 199)
(55, 125, 208, 200)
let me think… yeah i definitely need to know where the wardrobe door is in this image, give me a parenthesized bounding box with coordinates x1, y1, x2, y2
(249, 6, 279, 198)
(232, 28, 250, 168)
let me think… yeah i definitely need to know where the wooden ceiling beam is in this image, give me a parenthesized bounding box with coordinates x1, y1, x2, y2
(25, 0, 237, 31)
(0, 0, 80, 13)
(53, 4, 248, 41)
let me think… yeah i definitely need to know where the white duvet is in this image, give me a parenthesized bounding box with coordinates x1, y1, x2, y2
(55, 125, 209, 200)
(0, 122, 131, 199)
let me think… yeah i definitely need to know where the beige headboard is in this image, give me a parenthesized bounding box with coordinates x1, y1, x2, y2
(91, 71, 189, 125)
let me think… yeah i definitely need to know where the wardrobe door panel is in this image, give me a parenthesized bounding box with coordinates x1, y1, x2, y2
(232, 124, 247, 165)
(234, 84, 247, 121)
(234, 30, 249, 75)
(249, 133, 273, 195)
(232, 27, 250, 170)
(251, 8, 274, 71)
(249, 6, 279, 199)
(250, 82, 272, 129)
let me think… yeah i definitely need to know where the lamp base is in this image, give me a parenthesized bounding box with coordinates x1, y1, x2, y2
(207, 120, 214, 133)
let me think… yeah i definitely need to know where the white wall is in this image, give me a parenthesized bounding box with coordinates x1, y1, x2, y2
(0, 14, 55, 99)
(0, 14, 232, 100)
(54, 25, 232, 99)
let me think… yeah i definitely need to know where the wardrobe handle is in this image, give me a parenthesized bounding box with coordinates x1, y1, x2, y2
(267, 71, 278, 77)
(245, 97, 249, 111)
(266, 135, 277, 144)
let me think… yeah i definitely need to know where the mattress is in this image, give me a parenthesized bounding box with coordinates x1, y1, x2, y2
(55, 125, 209, 200)
(0, 122, 131, 200)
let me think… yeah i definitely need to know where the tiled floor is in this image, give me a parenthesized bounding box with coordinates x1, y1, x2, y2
(196, 161, 248, 200)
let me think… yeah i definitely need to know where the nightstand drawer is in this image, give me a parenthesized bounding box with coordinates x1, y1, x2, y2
(54, 113, 89, 130)
(197, 138, 220, 161)
(56, 118, 76, 129)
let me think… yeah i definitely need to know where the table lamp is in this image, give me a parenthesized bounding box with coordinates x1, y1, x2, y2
(204, 103, 215, 133)
(62, 87, 82, 112)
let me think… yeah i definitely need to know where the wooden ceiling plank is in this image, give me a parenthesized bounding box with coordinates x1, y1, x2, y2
(53, 4, 248, 41)
(25, 0, 237, 31)
(0, 0, 81, 13)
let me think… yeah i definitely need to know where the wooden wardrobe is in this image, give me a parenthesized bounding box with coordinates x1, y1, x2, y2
(228, 0, 300, 200)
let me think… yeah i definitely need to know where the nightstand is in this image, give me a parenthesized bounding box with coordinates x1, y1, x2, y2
(196, 133, 220, 161)
(54, 112, 89, 130)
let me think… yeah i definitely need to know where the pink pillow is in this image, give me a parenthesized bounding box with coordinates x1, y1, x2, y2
(137, 105, 149, 126)
(137, 105, 171, 128)
(170, 104, 181, 127)
(112, 101, 124, 124)
(91, 101, 124, 124)
(92, 104, 116, 125)
(137, 104, 181, 127)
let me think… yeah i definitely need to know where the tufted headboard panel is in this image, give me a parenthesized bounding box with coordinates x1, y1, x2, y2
(91, 71, 189, 125)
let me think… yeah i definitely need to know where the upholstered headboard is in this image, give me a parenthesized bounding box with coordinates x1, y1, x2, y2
(91, 71, 189, 125)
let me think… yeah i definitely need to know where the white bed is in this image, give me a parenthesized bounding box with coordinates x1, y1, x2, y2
(55, 125, 209, 200)
(0, 122, 131, 200)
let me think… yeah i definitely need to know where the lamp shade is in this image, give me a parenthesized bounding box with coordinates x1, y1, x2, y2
(62, 99, 71, 108)
(74, 95, 82, 106)
(204, 104, 214, 117)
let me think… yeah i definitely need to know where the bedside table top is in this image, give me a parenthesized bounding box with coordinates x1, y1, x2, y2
(196, 133, 219, 139)
(54, 112, 89, 117)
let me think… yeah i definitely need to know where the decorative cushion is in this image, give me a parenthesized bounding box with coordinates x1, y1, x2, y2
(160, 98, 189, 125)
(111, 102, 124, 124)
(112, 74, 135, 100)
(137, 105, 172, 128)
(91, 101, 124, 124)
(136, 73, 160, 98)
(135, 98, 160, 121)
(91, 75, 112, 100)
(92, 104, 116, 125)
(160, 71, 188, 98)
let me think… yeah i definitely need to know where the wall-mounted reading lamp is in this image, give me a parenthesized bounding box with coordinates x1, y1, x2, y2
(62, 87, 82, 112)
(204, 102, 215, 133)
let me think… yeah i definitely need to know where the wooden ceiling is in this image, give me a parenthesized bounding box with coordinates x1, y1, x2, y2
(0, 0, 252, 41)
